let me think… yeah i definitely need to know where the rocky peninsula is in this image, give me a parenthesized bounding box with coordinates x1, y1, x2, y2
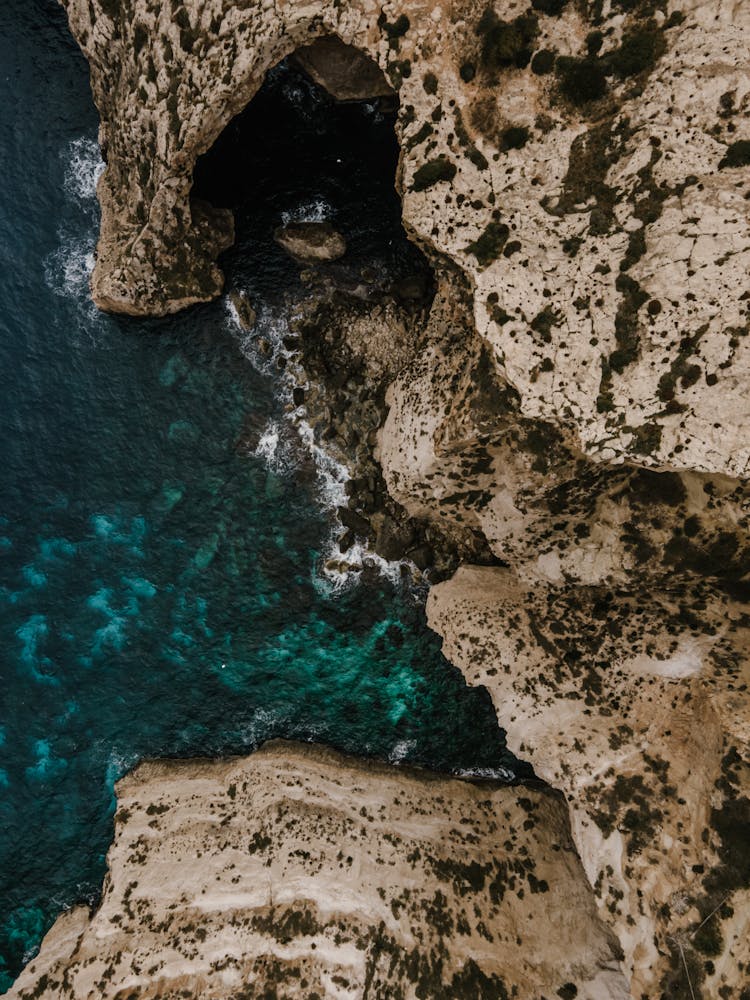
(13, 0, 750, 996)
(7, 742, 626, 999)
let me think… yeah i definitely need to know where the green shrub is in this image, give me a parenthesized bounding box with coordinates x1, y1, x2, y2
(693, 919, 723, 957)
(379, 13, 410, 39)
(532, 0, 568, 14)
(501, 125, 530, 150)
(477, 8, 539, 71)
(411, 158, 457, 192)
(607, 27, 664, 78)
(466, 222, 510, 266)
(531, 49, 556, 74)
(719, 140, 750, 169)
(586, 30, 603, 55)
(556, 56, 608, 104)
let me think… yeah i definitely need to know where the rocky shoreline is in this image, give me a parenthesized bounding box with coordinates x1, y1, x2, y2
(276, 253, 502, 582)
(23, 1, 750, 996)
(5, 741, 628, 1000)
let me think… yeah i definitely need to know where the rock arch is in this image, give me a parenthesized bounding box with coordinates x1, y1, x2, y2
(56, 3, 750, 997)
(65, 3, 398, 317)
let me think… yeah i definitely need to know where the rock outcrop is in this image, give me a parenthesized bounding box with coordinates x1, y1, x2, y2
(5, 742, 628, 1000)
(59, 0, 750, 476)
(274, 221, 348, 262)
(382, 283, 750, 997)
(293, 34, 395, 102)
(53, 0, 750, 997)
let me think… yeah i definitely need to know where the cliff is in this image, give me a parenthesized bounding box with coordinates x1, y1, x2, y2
(4, 742, 627, 999)
(38, 0, 750, 997)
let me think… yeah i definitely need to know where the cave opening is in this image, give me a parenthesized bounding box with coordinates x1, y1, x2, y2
(191, 38, 435, 312)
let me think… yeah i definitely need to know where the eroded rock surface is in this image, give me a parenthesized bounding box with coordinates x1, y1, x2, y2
(5, 742, 628, 1000)
(54, 0, 750, 997)
(382, 286, 750, 996)
(59, 0, 750, 476)
(274, 221, 348, 262)
(428, 568, 750, 1000)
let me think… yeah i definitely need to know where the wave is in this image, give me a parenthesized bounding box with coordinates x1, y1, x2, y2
(226, 297, 417, 592)
(42, 135, 103, 318)
(63, 136, 104, 207)
(453, 764, 516, 782)
(43, 238, 96, 303)
(280, 197, 333, 226)
(388, 739, 417, 764)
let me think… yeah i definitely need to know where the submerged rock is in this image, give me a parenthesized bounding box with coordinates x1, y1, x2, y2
(274, 221, 347, 263)
(5, 741, 628, 1000)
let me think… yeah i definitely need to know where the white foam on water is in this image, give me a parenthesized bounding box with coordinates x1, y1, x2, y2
(316, 522, 418, 594)
(388, 739, 417, 764)
(225, 298, 414, 592)
(251, 418, 307, 478)
(254, 421, 280, 464)
(234, 706, 288, 746)
(454, 765, 516, 782)
(43, 135, 103, 317)
(44, 239, 96, 304)
(105, 747, 140, 789)
(228, 303, 292, 375)
(64, 137, 104, 205)
(295, 417, 349, 513)
(280, 197, 333, 226)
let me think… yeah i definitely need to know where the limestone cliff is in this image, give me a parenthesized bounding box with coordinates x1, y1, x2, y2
(49, 0, 750, 997)
(4, 742, 627, 999)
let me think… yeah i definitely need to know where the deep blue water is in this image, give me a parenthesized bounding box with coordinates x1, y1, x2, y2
(0, 2, 515, 989)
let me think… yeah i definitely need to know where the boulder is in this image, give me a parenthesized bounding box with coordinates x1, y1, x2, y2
(337, 505, 371, 537)
(228, 290, 256, 330)
(274, 221, 346, 263)
(375, 515, 415, 561)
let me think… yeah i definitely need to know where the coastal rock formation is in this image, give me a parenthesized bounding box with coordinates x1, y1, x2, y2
(383, 284, 750, 996)
(54, 0, 750, 997)
(59, 0, 750, 475)
(428, 568, 750, 1000)
(5, 742, 628, 1000)
(274, 221, 347, 262)
(292, 35, 395, 102)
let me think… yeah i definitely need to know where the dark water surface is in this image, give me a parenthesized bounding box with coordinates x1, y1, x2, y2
(0, 2, 515, 988)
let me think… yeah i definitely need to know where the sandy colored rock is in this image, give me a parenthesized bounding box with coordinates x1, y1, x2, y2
(426, 567, 750, 1000)
(51, 1, 750, 997)
(58, 0, 750, 476)
(379, 285, 750, 996)
(5, 741, 627, 1000)
(274, 221, 348, 262)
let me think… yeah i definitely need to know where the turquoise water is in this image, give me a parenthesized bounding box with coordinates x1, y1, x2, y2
(0, 3, 517, 989)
